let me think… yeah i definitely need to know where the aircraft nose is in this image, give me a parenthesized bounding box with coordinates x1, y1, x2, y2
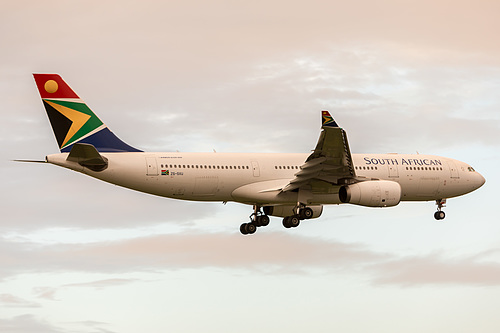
(476, 172, 486, 188)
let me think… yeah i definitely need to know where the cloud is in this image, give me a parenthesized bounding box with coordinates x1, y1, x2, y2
(0, 294, 40, 308)
(2, 231, 500, 286)
(0, 232, 381, 278)
(30, 278, 141, 301)
(0, 315, 64, 333)
(32, 287, 58, 301)
(72, 321, 116, 333)
(0, 315, 115, 333)
(63, 278, 139, 289)
(371, 251, 500, 287)
(0, 165, 219, 231)
(0, 232, 376, 280)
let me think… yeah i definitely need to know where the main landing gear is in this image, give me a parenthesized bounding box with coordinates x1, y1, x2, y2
(240, 205, 315, 235)
(282, 206, 313, 229)
(240, 205, 270, 235)
(434, 199, 446, 220)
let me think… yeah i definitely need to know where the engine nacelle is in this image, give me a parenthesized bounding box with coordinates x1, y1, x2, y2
(263, 205, 323, 219)
(339, 180, 401, 207)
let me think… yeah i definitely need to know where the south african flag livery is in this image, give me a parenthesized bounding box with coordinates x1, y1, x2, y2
(33, 74, 141, 153)
(321, 110, 339, 128)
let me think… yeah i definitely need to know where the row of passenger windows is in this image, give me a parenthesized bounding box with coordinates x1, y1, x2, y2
(161, 164, 249, 170)
(161, 164, 444, 172)
(406, 166, 443, 171)
(274, 166, 300, 170)
(355, 166, 379, 170)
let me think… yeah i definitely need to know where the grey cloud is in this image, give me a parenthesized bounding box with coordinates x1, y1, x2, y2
(1, 232, 500, 286)
(0, 315, 114, 333)
(72, 321, 116, 333)
(0, 314, 64, 333)
(0, 164, 218, 231)
(63, 278, 139, 289)
(0, 294, 40, 308)
(371, 252, 500, 287)
(0, 232, 380, 279)
(30, 279, 141, 303)
(5, 40, 499, 157)
(32, 287, 58, 301)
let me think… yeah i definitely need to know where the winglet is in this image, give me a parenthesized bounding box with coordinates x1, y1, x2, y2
(321, 111, 339, 128)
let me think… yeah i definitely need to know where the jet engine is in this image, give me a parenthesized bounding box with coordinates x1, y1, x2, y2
(263, 205, 323, 219)
(339, 180, 401, 207)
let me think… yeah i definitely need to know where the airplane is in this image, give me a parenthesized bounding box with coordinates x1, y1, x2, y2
(23, 73, 485, 235)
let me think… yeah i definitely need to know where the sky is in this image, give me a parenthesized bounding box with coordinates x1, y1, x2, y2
(1, 0, 500, 332)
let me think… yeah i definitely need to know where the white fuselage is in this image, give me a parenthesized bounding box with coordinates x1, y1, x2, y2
(46, 152, 485, 206)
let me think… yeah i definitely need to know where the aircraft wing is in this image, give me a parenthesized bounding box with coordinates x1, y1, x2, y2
(281, 111, 356, 193)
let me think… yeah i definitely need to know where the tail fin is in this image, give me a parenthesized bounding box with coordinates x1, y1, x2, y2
(33, 74, 142, 153)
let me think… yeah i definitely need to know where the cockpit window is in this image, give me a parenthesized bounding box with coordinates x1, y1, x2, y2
(468, 167, 475, 172)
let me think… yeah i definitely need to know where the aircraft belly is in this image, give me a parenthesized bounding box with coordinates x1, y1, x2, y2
(231, 179, 295, 204)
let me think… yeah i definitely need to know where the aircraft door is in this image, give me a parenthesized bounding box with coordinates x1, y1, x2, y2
(146, 157, 158, 176)
(251, 161, 260, 177)
(388, 164, 399, 178)
(448, 161, 460, 179)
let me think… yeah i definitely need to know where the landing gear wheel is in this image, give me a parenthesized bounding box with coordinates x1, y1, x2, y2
(283, 216, 300, 228)
(299, 207, 313, 220)
(240, 223, 249, 235)
(289, 216, 300, 228)
(256, 215, 270, 227)
(434, 211, 446, 220)
(240, 222, 257, 235)
(246, 223, 257, 234)
(283, 217, 292, 228)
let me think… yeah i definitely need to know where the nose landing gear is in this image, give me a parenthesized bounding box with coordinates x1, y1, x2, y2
(434, 199, 446, 220)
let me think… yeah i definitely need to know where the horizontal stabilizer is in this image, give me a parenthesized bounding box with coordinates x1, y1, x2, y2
(13, 159, 47, 163)
(67, 143, 108, 171)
